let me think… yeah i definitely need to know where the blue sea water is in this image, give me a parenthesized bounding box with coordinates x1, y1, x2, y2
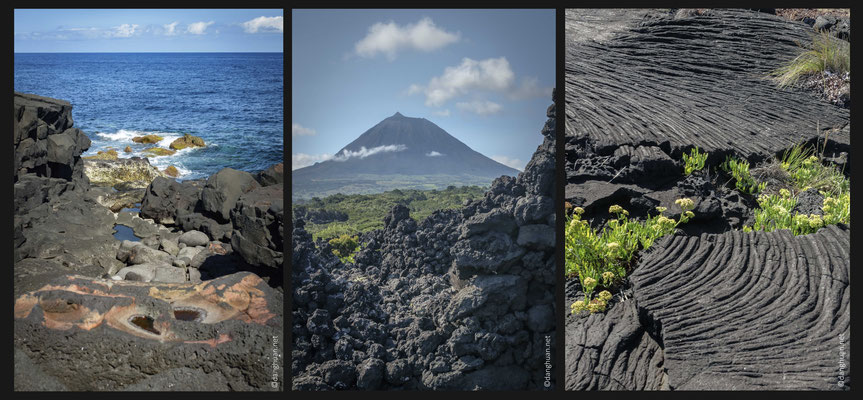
(14, 53, 283, 181)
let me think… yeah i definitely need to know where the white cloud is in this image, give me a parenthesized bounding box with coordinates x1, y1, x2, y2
(354, 17, 459, 60)
(491, 155, 525, 171)
(456, 100, 502, 116)
(292, 123, 317, 137)
(242, 16, 283, 33)
(410, 57, 514, 107)
(292, 153, 333, 170)
(163, 21, 179, 36)
(187, 21, 214, 35)
(433, 109, 450, 117)
(110, 24, 139, 38)
(333, 144, 407, 161)
(426, 151, 444, 157)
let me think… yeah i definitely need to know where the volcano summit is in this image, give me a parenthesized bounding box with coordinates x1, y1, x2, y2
(292, 113, 520, 199)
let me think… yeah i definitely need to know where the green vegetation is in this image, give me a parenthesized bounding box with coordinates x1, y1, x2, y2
(566, 199, 695, 314)
(328, 234, 360, 264)
(743, 143, 850, 235)
(682, 146, 708, 175)
(721, 156, 767, 194)
(771, 32, 850, 89)
(292, 173, 500, 201)
(780, 144, 849, 196)
(293, 185, 486, 240)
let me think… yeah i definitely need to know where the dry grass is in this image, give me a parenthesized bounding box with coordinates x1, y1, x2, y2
(770, 32, 850, 89)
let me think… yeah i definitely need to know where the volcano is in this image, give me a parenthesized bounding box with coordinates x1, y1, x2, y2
(292, 112, 519, 199)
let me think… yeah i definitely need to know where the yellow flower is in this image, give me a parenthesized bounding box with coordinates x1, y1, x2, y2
(609, 205, 624, 214)
(574, 207, 585, 215)
(606, 242, 620, 251)
(683, 211, 695, 219)
(779, 188, 790, 198)
(571, 300, 587, 314)
(598, 290, 613, 302)
(675, 198, 695, 211)
(656, 206, 667, 213)
(583, 277, 597, 288)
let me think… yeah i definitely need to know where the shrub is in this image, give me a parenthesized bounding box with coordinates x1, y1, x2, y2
(566, 199, 695, 314)
(771, 32, 850, 88)
(721, 156, 766, 194)
(780, 143, 848, 196)
(682, 146, 708, 175)
(744, 189, 850, 235)
(328, 234, 360, 264)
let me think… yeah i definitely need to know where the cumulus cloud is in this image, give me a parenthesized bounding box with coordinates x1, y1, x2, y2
(456, 100, 502, 116)
(408, 57, 551, 109)
(426, 151, 444, 157)
(292, 123, 317, 137)
(242, 16, 283, 33)
(333, 144, 407, 161)
(410, 57, 514, 107)
(163, 21, 179, 36)
(109, 24, 139, 38)
(491, 155, 525, 171)
(354, 17, 459, 60)
(187, 21, 214, 35)
(292, 153, 333, 170)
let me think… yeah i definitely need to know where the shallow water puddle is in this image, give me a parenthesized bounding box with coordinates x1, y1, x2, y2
(113, 224, 141, 242)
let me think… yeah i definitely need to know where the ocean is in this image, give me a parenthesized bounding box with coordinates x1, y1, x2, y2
(14, 52, 284, 181)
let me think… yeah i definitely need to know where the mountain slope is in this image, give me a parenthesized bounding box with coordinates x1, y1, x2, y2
(293, 113, 519, 199)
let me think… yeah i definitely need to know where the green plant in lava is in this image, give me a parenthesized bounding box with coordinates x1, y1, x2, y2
(682, 146, 708, 175)
(721, 156, 767, 194)
(771, 32, 850, 89)
(566, 199, 696, 315)
(328, 234, 361, 264)
(779, 143, 849, 196)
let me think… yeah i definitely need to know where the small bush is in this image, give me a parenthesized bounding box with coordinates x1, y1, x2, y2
(780, 144, 848, 196)
(682, 147, 708, 175)
(566, 199, 695, 314)
(722, 156, 766, 194)
(744, 189, 850, 235)
(771, 32, 850, 89)
(328, 234, 360, 264)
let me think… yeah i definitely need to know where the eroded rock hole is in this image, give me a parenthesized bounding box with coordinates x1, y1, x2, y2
(129, 315, 160, 334)
(173, 308, 205, 322)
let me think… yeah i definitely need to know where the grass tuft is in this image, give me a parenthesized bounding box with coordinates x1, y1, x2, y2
(771, 32, 850, 89)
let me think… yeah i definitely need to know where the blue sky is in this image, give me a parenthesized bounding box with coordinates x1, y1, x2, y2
(14, 9, 283, 52)
(292, 9, 555, 171)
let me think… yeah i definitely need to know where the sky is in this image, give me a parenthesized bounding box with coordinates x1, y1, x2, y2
(14, 9, 283, 52)
(292, 9, 555, 172)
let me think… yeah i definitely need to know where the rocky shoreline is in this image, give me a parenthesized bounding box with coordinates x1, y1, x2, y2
(13, 92, 284, 391)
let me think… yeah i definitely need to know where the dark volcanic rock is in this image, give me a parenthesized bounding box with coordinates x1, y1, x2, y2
(140, 177, 203, 225)
(565, 9, 849, 158)
(567, 226, 850, 390)
(564, 10, 851, 391)
(292, 93, 557, 390)
(201, 167, 260, 222)
(231, 184, 284, 269)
